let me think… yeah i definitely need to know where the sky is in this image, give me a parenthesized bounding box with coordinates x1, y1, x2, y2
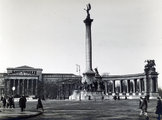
(0, 0, 162, 87)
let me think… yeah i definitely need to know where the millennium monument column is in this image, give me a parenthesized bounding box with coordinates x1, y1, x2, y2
(82, 3, 95, 85)
(69, 4, 104, 100)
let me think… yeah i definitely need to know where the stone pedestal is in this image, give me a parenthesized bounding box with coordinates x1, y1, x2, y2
(69, 90, 104, 100)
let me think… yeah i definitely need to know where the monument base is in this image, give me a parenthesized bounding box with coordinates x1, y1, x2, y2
(149, 92, 159, 99)
(69, 90, 104, 100)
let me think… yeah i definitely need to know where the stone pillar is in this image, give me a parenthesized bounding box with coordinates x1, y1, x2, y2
(4, 79, 7, 97)
(17, 80, 20, 95)
(150, 77, 153, 92)
(82, 6, 95, 85)
(120, 80, 123, 93)
(112, 80, 115, 95)
(22, 79, 24, 95)
(132, 80, 135, 95)
(26, 79, 29, 95)
(126, 80, 129, 95)
(13, 79, 15, 96)
(13, 79, 15, 87)
(31, 79, 33, 95)
(35, 79, 38, 96)
(104, 81, 108, 95)
(84, 14, 93, 73)
(144, 77, 147, 94)
(8, 79, 11, 95)
(156, 78, 158, 92)
(138, 79, 141, 93)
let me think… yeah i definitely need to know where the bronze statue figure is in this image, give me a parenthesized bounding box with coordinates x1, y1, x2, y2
(84, 3, 91, 18)
(144, 60, 156, 73)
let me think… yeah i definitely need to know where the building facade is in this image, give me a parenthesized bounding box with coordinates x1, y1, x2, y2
(0, 65, 81, 99)
(4, 66, 42, 97)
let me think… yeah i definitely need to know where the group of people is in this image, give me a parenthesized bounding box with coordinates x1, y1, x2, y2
(0, 96, 44, 112)
(0, 96, 15, 108)
(139, 95, 162, 120)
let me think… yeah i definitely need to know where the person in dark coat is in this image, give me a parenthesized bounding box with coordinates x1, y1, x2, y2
(37, 98, 44, 111)
(139, 96, 148, 116)
(19, 96, 27, 112)
(139, 97, 144, 115)
(2, 97, 6, 108)
(9, 96, 15, 108)
(155, 97, 162, 120)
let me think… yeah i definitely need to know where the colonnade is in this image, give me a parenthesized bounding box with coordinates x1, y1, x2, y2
(104, 77, 158, 96)
(5, 78, 38, 96)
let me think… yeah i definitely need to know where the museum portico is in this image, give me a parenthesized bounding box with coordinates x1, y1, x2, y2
(4, 66, 42, 97)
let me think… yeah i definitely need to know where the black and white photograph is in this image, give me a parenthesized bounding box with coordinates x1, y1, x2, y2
(0, 0, 162, 120)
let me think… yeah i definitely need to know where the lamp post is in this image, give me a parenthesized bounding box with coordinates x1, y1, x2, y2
(12, 86, 15, 97)
(76, 64, 81, 75)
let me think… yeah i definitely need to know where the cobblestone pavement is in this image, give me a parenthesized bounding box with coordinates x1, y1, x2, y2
(21, 99, 159, 120)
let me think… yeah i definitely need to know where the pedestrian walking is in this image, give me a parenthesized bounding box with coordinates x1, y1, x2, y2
(2, 97, 6, 108)
(6, 97, 10, 108)
(37, 98, 44, 111)
(139, 97, 144, 115)
(155, 97, 162, 120)
(19, 96, 27, 112)
(8, 96, 15, 108)
(139, 96, 148, 116)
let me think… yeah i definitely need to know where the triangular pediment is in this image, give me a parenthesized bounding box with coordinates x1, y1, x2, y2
(15, 65, 35, 69)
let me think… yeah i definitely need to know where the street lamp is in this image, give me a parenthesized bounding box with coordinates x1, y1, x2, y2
(12, 86, 15, 97)
(76, 64, 80, 75)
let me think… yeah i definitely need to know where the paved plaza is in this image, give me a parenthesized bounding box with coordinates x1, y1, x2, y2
(19, 99, 158, 120)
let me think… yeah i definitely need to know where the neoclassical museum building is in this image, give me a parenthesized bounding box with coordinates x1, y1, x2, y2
(0, 60, 159, 99)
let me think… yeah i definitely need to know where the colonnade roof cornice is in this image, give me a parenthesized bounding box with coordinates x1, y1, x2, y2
(102, 73, 145, 79)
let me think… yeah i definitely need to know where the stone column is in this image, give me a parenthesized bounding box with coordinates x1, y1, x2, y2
(35, 79, 38, 96)
(13, 79, 15, 87)
(132, 80, 135, 95)
(31, 79, 33, 95)
(138, 79, 141, 93)
(144, 77, 147, 94)
(150, 77, 153, 92)
(13, 79, 15, 96)
(4, 79, 7, 97)
(84, 14, 93, 73)
(17, 80, 20, 95)
(82, 6, 95, 85)
(120, 80, 123, 93)
(156, 78, 158, 92)
(22, 79, 24, 95)
(104, 81, 108, 95)
(126, 80, 130, 96)
(26, 79, 29, 95)
(112, 80, 115, 95)
(8, 79, 11, 95)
